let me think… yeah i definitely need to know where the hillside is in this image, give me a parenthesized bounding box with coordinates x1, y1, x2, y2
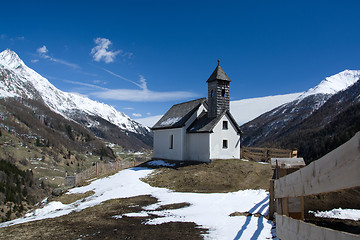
(0, 160, 274, 239)
(0, 49, 152, 151)
(241, 70, 360, 163)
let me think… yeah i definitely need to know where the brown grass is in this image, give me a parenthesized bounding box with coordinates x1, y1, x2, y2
(0, 195, 207, 240)
(142, 159, 273, 193)
(53, 191, 95, 204)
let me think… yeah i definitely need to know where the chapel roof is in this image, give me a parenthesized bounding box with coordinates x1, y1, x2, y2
(152, 98, 207, 130)
(187, 110, 241, 134)
(206, 61, 231, 83)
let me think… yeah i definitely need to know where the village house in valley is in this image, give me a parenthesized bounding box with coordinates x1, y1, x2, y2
(152, 62, 241, 162)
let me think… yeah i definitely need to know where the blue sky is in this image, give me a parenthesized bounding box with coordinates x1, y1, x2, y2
(1, 0, 360, 119)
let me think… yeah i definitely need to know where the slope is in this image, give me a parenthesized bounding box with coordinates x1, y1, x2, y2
(241, 70, 360, 163)
(0, 160, 274, 240)
(0, 49, 151, 150)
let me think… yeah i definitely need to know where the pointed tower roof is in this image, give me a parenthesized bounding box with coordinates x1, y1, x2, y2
(206, 60, 231, 82)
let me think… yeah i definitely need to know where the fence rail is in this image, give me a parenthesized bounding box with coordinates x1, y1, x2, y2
(66, 159, 146, 186)
(276, 213, 360, 240)
(241, 147, 297, 162)
(274, 131, 360, 198)
(272, 131, 360, 239)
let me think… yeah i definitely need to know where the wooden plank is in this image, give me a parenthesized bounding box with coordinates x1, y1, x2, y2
(271, 158, 305, 169)
(275, 132, 360, 198)
(269, 180, 275, 220)
(276, 214, 360, 240)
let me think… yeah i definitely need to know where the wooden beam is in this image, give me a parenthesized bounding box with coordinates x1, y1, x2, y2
(276, 214, 360, 240)
(275, 132, 360, 198)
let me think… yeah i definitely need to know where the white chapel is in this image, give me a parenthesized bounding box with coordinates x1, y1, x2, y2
(152, 62, 241, 162)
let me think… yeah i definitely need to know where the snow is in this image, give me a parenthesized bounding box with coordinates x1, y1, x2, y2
(137, 93, 302, 127)
(230, 93, 302, 125)
(309, 208, 360, 221)
(135, 114, 163, 127)
(0, 167, 274, 239)
(160, 117, 182, 126)
(147, 160, 176, 167)
(298, 70, 360, 100)
(0, 49, 149, 135)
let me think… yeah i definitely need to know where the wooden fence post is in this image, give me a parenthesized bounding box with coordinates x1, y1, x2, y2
(96, 162, 99, 176)
(269, 180, 275, 220)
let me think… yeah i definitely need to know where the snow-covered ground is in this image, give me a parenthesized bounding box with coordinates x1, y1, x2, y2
(309, 208, 360, 221)
(0, 166, 274, 239)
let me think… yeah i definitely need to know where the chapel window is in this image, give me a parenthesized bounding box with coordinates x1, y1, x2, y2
(222, 139, 228, 149)
(169, 134, 174, 149)
(223, 121, 228, 130)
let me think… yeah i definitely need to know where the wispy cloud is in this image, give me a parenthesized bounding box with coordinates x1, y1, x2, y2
(102, 67, 142, 88)
(92, 88, 198, 102)
(36, 45, 80, 69)
(93, 70, 198, 102)
(132, 113, 142, 117)
(63, 80, 107, 90)
(90, 37, 122, 63)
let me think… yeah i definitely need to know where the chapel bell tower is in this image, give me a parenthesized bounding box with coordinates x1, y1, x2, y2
(207, 60, 231, 118)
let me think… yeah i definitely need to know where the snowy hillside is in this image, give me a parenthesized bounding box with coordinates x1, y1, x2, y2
(298, 70, 360, 100)
(241, 69, 360, 148)
(136, 93, 302, 127)
(230, 93, 302, 125)
(0, 49, 149, 135)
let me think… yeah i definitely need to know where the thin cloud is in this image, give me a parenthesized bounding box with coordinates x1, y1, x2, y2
(132, 113, 142, 117)
(63, 80, 107, 90)
(90, 37, 122, 63)
(92, 71, 199, 102)
(36, 45, 80, 69)
(91, 88, 198, 102)
(102, 67, 145, 89)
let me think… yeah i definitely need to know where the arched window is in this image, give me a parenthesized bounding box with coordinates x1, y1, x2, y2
(211, 89, 214, 98)
(221, 89, 226, 97)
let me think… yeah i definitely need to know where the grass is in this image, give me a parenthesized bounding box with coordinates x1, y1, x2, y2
(52, 191, 95, 204)
(142, 159, 273, 193)
(0, 158, 273, 239)
(0, 195, 207, 240)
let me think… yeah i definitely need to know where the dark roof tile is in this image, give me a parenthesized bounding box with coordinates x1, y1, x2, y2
(152, 98, 207, 130)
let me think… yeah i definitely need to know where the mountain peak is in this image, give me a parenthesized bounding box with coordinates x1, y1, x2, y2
(298, 69, 360, 100)
(0, 49, 26, 70)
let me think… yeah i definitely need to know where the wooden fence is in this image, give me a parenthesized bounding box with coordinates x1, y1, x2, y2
(241, 147, 297, 162)
(271, 131, 360, 239)
(65, 158, 146, 186)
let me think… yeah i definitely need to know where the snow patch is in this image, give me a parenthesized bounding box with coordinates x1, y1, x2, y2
(309, 208, 360, 221)
(160, 117, 181, 127)
(147, 160, 176, 167)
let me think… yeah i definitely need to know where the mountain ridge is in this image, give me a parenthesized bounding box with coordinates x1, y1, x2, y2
(0, 49, 152, 150)
(240, 69, 360, 162)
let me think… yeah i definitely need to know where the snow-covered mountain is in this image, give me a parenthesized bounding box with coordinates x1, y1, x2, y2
(241, 69, 360, 149)
(0, 49, 151, 148)
(230, 93, 302, 126)
(136, 93, 302, 127)
(298, 69, 360, 99)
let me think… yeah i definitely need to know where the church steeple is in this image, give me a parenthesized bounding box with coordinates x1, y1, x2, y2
(207, 61, 231, 118)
